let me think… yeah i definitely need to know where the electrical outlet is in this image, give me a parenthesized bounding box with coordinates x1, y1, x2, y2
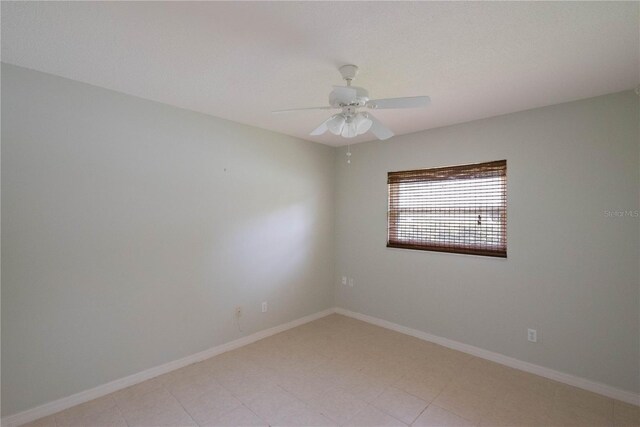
(235, 306, 242, 318)
(262, 301, 268, 313)
(348, 278, 354, 287)
(341, 276, 347, 285)
(527, 328, 537, 343)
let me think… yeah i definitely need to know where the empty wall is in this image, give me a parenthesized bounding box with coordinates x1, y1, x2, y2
(334, 91, 640, 394)
(1, 64, 336, 416)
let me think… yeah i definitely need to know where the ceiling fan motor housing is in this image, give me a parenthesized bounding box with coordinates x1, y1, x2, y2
(329, 86, 369, 108)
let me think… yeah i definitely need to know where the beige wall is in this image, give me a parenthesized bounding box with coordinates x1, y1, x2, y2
(334, 91, 639, 394)
(1, 64, 336, 416)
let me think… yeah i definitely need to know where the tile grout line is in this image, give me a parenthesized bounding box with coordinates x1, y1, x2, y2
(376, 404, 410, 427)
(207, 376, 262, 424)
(208, 373, 272, 426)
(367, 391, 421, 427)
(372, 360, 454, 426)
(410, 403, 431, 427)
(381, 359, 462, 426)
(272, 383, 337, 426)
(163, 384, 201, 427)
(165, 372, 246, 426)
(240, 404, 270, 427)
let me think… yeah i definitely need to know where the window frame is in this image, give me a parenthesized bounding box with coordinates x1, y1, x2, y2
(387, 160, 507, 258)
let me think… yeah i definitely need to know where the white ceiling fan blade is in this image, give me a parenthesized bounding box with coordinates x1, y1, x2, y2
(367, 113, 394, 140)
(366, 96, 431, 110)
(272, 106, 336, 114)
(309, 120, 329, 136)
(310, 123, 328, 136)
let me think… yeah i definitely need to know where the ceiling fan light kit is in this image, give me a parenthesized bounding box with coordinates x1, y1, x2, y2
(315, 112, 372, 138)
(273, 64, 431, 141)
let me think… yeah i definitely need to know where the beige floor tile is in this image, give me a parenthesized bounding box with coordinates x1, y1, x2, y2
(279, 371, 338, 402)
(165, 372, 224, 404)
(413, 405, 475, 427)
(244, 387, 307, 424)
(307, 386, 368, 425)
(280, 361, 354, 396)
(414, 355, 470, 382)
(179, 384, 242, 425)
(116, 387, 174, 414)
(204, 353, 254, 379)
(242, 338, 278, 353)
(214, 364, 281, 400)
(361, 358, 409, 386)
(111, 377, 164, 405)
(480, 411, 553, 427)
(199, 405, 267, 426)
(614, 401, 640, 426)
(549, 406, 614, 427)
(371, 387, 428, 425)
(315, 359, 360, 383)
(554, 383, 614, 423)
(479, 387, 555, 427)
(157, 360, 220, 385)
(462, 358, 520, 384)
(273, 406, 337, 426)
(117, 388, 196, 426)
(237, 383, 286, 404)
(123, 406, 196, 426)
(426, 346, 473, 367)
(126, 409, 197, 427)
(181, 360, 224, 378)
(19, 415, 57, 427)
(54, 394, 118, 426)
(505, 369, 561, 398)
(346, 405, 407, 426)
(56, 406, 128, 427)
(156, 366, 195, 385)
(448, 361, 514, 400)
(339, 371, 389, 403)
(280, 348, 329, 370)
(432, 376, 503, 423)
(330, 348, 372, 369)
(394, 367, 452, 403)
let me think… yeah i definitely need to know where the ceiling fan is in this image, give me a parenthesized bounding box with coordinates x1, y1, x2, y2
(272, 65, 430, 140)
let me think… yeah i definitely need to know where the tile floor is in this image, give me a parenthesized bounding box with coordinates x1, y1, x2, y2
(22, 314, 639, 427)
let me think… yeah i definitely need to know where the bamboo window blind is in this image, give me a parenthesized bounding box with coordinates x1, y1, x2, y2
(387, 160, 507, 257)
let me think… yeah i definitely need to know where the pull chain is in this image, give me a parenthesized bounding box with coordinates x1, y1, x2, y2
(346, 144, 351, 164)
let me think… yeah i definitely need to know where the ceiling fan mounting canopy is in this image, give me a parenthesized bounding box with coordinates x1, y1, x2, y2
(339, 64, 359, 83)
(273, 64, 431, 140)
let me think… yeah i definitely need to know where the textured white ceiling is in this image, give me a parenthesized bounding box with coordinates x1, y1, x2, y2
(2, 2, 638, 146)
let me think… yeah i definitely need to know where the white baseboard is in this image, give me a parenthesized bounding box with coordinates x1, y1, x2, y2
(335, 307, 639, 407)
(1, 308, 336, 427)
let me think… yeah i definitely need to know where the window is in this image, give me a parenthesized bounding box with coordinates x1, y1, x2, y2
(387, 160, 507, 257)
